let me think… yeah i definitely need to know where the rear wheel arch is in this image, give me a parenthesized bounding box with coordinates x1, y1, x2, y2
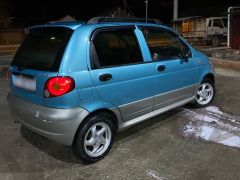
(72, 109, 118, 163)
(72, 108, 118, 145)
(86, 109, 118, 129)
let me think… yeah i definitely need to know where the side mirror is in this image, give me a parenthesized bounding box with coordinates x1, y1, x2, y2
(182, 48, 191, 62)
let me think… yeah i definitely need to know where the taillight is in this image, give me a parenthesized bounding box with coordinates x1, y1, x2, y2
(44, 76, 75, 98)
(6, 67, 10, 80)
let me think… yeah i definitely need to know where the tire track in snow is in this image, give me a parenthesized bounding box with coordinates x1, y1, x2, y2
(177, 106, 240, 148)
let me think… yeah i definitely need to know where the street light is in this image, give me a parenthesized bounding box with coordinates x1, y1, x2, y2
(173, 0, 178, 21)
(145, 0, 148, 22)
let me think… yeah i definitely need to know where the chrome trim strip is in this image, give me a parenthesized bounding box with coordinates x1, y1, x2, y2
(154, 84, 198, 99)
(118, 95, 153, 108)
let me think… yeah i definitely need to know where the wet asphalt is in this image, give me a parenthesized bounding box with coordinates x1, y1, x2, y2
(0, 68, 240, 180)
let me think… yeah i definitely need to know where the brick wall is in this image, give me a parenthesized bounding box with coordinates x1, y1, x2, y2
(0, 29, 25, 45)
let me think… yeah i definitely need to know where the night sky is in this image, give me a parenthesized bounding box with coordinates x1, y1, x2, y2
(5, 0, 240, 25)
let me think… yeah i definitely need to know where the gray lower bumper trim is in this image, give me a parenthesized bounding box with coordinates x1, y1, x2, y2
(7, 94, 89, 146)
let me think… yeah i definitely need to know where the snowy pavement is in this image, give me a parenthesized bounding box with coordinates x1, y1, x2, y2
(179, 106, 240, 148)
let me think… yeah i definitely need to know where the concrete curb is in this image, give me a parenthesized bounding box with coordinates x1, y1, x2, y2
(210, 58, 240, 72)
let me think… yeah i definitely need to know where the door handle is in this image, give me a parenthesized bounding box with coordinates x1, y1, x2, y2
(157, 65, 166, 72)
(99, 73, 112, 81)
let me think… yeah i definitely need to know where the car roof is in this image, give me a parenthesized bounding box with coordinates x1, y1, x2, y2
(31, 21, 85, 30)
(30, 21, 172, 32)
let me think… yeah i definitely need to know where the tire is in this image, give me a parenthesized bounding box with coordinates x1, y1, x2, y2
(212, 36, 220, 47)
(193, 79, 215, 108)
(72, 113, 116, 163)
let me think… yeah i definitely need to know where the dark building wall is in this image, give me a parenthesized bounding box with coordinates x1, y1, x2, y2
(0, 29, 24, 45)
(231, 12, 240, 49)
(0, 0, 11, 17)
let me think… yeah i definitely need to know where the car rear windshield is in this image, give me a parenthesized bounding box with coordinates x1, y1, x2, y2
(12, 27, 73, 71)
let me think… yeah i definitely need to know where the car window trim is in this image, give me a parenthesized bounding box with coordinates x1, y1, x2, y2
(90, 26, 145, 70)
(138, 26, 192, 61)
(138, 26, 179, 37)
(90, 26, 136, 41)
(11, 27, 73, 72)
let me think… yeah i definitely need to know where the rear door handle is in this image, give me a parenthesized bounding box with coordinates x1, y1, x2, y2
(99, 73, 112, 81)
(157, 65, 166, 72)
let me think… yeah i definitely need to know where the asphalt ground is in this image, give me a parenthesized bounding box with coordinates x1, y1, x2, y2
(0, 68, 240, 180)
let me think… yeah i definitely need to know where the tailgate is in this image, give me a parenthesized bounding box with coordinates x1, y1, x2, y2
(9, 67, 57, 106)
(8, 27, 73, 105)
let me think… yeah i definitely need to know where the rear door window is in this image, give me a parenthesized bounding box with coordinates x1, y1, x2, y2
(91, 29, 143, 69)
(12, 27, 73, 71)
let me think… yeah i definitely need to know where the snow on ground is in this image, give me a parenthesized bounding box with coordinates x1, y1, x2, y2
(147, 170, 168, 180)
(179, 106, 240, 148)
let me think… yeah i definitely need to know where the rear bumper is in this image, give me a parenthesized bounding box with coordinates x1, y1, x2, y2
(7, 93, 89, 146)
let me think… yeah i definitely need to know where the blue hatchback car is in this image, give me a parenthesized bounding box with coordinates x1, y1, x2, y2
(7, 17, 215, 163)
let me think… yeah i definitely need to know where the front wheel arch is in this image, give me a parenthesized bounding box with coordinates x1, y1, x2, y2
(203, 73, 215, 84)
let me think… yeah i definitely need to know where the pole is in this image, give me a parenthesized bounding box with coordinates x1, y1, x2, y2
(173, 0, 178, 21)
(123, 0, 127, 17)
(145, 0, 148, 22)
